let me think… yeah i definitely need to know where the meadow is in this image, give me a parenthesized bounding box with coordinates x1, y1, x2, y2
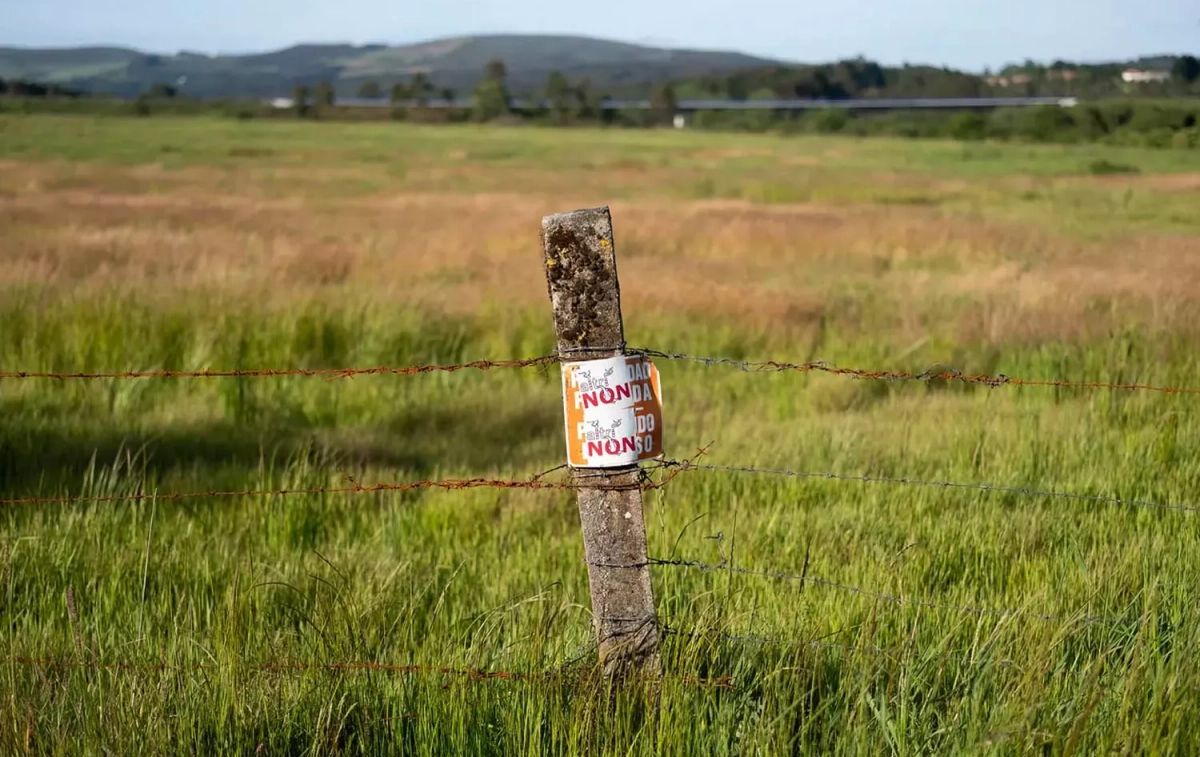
(3, 114, 1200, 755)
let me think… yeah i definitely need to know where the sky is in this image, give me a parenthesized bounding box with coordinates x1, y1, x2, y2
(2, 0, 1197, 70)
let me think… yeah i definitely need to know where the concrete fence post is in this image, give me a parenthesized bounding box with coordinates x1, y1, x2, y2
(541, 206, 661, 675)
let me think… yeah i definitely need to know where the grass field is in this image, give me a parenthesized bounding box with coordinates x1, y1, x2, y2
(4, 115, 1200, 755)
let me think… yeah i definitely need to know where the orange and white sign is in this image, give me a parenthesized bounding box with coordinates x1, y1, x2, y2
(561, 355, 664, 468)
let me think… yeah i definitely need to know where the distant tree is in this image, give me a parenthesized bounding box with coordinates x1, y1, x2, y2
(440, 88, 455, 104)
(315, 79, 335, 108)
(861, 60, 887, 90)
(484, 59, 508, 84)
(409, 72, 432, 105)
(357, 80, 382, 99)
(793, 70, 844, 99)
(649, 84, 677, 125)
(948, 112, 987, 141)
(544, 71, 572, 120)
(292, 84, 310, 117)
(697, 74, 724, 96)
(133, 95, 151, 117)
(574, 77, 596, 118)
(471, 59, 511, 121)
(390, 82, 408, 104)
(1174, 55, 1200, 84)
(0, 77, 7, 96)
(726, 74, 750, 101)
(145, 82, 178, 98)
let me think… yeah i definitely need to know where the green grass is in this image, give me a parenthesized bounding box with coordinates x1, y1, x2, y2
(4, 114, 1200, 176)
(4, 116, 1200, 754)
(6, 299, 1200, 754)
(4, 115, 1198, 240)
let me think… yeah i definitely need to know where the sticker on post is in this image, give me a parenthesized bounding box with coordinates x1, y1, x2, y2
(561, 355, 663, 468)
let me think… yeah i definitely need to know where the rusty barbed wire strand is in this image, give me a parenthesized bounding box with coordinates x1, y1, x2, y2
(661, 460, 1200, 515)
(0, 355, 560, 381)
(5, 657, 736, 689)
(640, 555, 1126, 625)
(0, 469, 682, 509)
(7, 346, 1198, 397)
(631, 348, 1200, 396)
(662, 625, 888, 655)
(662, 625, 1026, 668)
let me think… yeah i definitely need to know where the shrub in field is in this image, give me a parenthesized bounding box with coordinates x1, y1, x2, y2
(1140, 127, 1178, 149)
(1088, 159, 1141, 175)
(983, 107, 1022, 140)
(1171, 128, 1200, 149)
(813, 108, 849, 133)
(1128, 103, 1193, 132)
(1019, 105, 1078, 142)
(948, 112, 987, 141)
(1072, 106, 1111, 139)
(693, 109, 779, 133)
(849, 112, 950, 139)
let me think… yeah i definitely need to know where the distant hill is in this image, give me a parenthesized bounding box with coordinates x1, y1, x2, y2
(0, 35, 780, 99)
(0, 46, 142, 82)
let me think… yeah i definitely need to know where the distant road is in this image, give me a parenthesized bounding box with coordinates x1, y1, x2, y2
(328, 96, 1078, 112)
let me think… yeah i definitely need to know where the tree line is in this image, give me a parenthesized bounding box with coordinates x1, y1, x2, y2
(291, 59, 677, 126)
(679, 55, 1200, 101)
(8, 51, 1197, 114)
(0, 78, 85, 98)
(290, 52, 1198, 124)
(6, 55, 1198, 150)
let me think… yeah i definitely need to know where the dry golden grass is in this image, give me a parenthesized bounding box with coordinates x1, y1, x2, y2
(2, 146, 1199, 346)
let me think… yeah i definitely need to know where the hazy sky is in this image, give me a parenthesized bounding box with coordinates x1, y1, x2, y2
(3, 0, 1197, 70)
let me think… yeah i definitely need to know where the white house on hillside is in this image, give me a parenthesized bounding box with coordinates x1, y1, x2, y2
(1121, 69, 1171, 83)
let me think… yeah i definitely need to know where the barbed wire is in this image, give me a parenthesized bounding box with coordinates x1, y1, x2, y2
(0, 356, 559, 382)
(662, 625, 888, 655)
(6, 347, 1199, 397)
(661, 625, 1025, 668)
(0, 473, 655, 510)
(0, 455, 700, 509)
(6, 453, 1189, 516)
(642, 556, 1126, 625)
(5, 657, 735, 689)
(666, 461, 1200, 515)
(632, 348, 1200, 396)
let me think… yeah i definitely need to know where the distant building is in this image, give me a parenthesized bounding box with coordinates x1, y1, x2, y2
(987, 74, 1032, 87)
(1047, 69, 1079, 81)
(1121, 69, 1170, 83)
(269, 98, 294, 109)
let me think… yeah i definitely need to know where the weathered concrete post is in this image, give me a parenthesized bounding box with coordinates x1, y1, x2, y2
(541, 206, 660, 675)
